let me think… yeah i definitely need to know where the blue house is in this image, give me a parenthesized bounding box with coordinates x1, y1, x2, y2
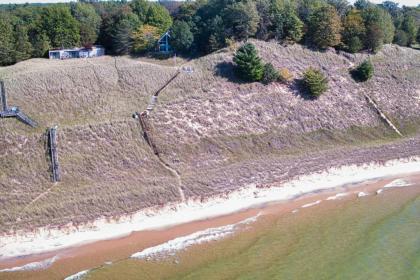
(157, 31, 172, 53)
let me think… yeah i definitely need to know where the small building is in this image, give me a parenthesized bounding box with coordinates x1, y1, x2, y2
(49, 45, 105, 60)
(157, 31, 172, 53)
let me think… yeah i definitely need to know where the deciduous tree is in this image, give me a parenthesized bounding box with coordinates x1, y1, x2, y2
(71, 3, 101, 46)
(308, 5, 342, 49)
(342, 9, 365, 52)
(132, 24, 160, 53)
(0, 18, 15, 66)
(41, 5, 80, 48)
(223, 0, 260, 40)
(146, 3, 172, 33)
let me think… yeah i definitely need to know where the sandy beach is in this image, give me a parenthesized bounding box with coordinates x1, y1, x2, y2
(0, 157, 419, 279)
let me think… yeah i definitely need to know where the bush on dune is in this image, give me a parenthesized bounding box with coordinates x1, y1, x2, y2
(302, 67, 328, 98)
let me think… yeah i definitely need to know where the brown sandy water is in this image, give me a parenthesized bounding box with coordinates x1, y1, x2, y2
(1, 173, 419, 280)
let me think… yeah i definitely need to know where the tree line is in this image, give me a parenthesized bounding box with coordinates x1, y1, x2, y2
(0, 0, 419, 66)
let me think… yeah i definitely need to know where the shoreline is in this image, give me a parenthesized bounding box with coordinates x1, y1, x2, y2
(0, 173, 419, 279)
(1, 156, 420, 263)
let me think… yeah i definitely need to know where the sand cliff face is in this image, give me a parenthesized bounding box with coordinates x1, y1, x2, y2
(0, 41, 419, 232)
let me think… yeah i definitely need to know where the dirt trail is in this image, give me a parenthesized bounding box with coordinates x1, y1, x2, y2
(140, 71, 186, 203)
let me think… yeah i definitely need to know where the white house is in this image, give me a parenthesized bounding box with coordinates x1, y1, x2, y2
(49, 45, 105, 60)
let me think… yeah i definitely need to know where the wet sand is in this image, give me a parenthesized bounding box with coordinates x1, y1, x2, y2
(1, 172, 419, 280)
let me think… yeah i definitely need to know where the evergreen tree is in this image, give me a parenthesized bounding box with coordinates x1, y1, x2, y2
(99, 6, 140, 54)
(302, 67, 328, 98)
(130, 0, 150, 22)
(233, 43, 264, 82)
(352, 59, 374, 81)
(262, 63, 279, 84)
(206, 15, 226, 53)
(170, 20, 194, 53)
(308, 5, 342, 49)
(112, 19, 134, 55)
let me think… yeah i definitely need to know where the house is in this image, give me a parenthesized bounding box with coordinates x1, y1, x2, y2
(49, 45, 105, 60)
(157, 31, 172, 53)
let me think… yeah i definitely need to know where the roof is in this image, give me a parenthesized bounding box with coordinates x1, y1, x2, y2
(49, 45, 105, 52)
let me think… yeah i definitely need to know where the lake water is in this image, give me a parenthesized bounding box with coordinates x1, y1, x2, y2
(85, 176, 420, 280)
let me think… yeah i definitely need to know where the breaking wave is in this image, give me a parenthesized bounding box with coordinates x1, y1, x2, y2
(0, 256, 58, 272)
(131, 214, 260, 260)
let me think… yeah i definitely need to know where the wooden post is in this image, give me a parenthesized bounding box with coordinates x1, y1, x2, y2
(0, 81, 7, 112)
(48, 126, 61, 182)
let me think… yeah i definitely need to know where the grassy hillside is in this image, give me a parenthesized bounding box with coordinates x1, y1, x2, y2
(0, 41, 419, 233)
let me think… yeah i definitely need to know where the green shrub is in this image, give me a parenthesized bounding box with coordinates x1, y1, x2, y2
(346, 36, 364, 53)
(233, 43, 264, 82)
(352, 60, 374, 82)
(302, 68, 328, 98)
(278, 68, 294, 83)
(262, 63, 279, 84)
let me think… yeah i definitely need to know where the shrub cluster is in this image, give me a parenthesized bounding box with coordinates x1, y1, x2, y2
(352, 60, 374, 82)
(262, 63, 279, 85)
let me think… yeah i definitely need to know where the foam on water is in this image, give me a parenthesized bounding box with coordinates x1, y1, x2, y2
(131, 214, 260, 260)
(64, 269, 90, 280)
(301, 200, 321, 208)
(326, 193, 348, 200)
(358, 192, 369, 197)
(383, 179, 412, 188)
(0, 255, 58, 272)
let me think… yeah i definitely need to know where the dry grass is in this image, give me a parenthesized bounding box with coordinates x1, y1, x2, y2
(0, 41, 419, 233)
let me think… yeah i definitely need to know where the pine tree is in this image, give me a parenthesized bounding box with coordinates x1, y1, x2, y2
(302, 67, 328, 97)
(233, 43, 264, 82)
(170, 20, 194, 53)
(352, 59, 374, 82)
(112, 19, 134, 55)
